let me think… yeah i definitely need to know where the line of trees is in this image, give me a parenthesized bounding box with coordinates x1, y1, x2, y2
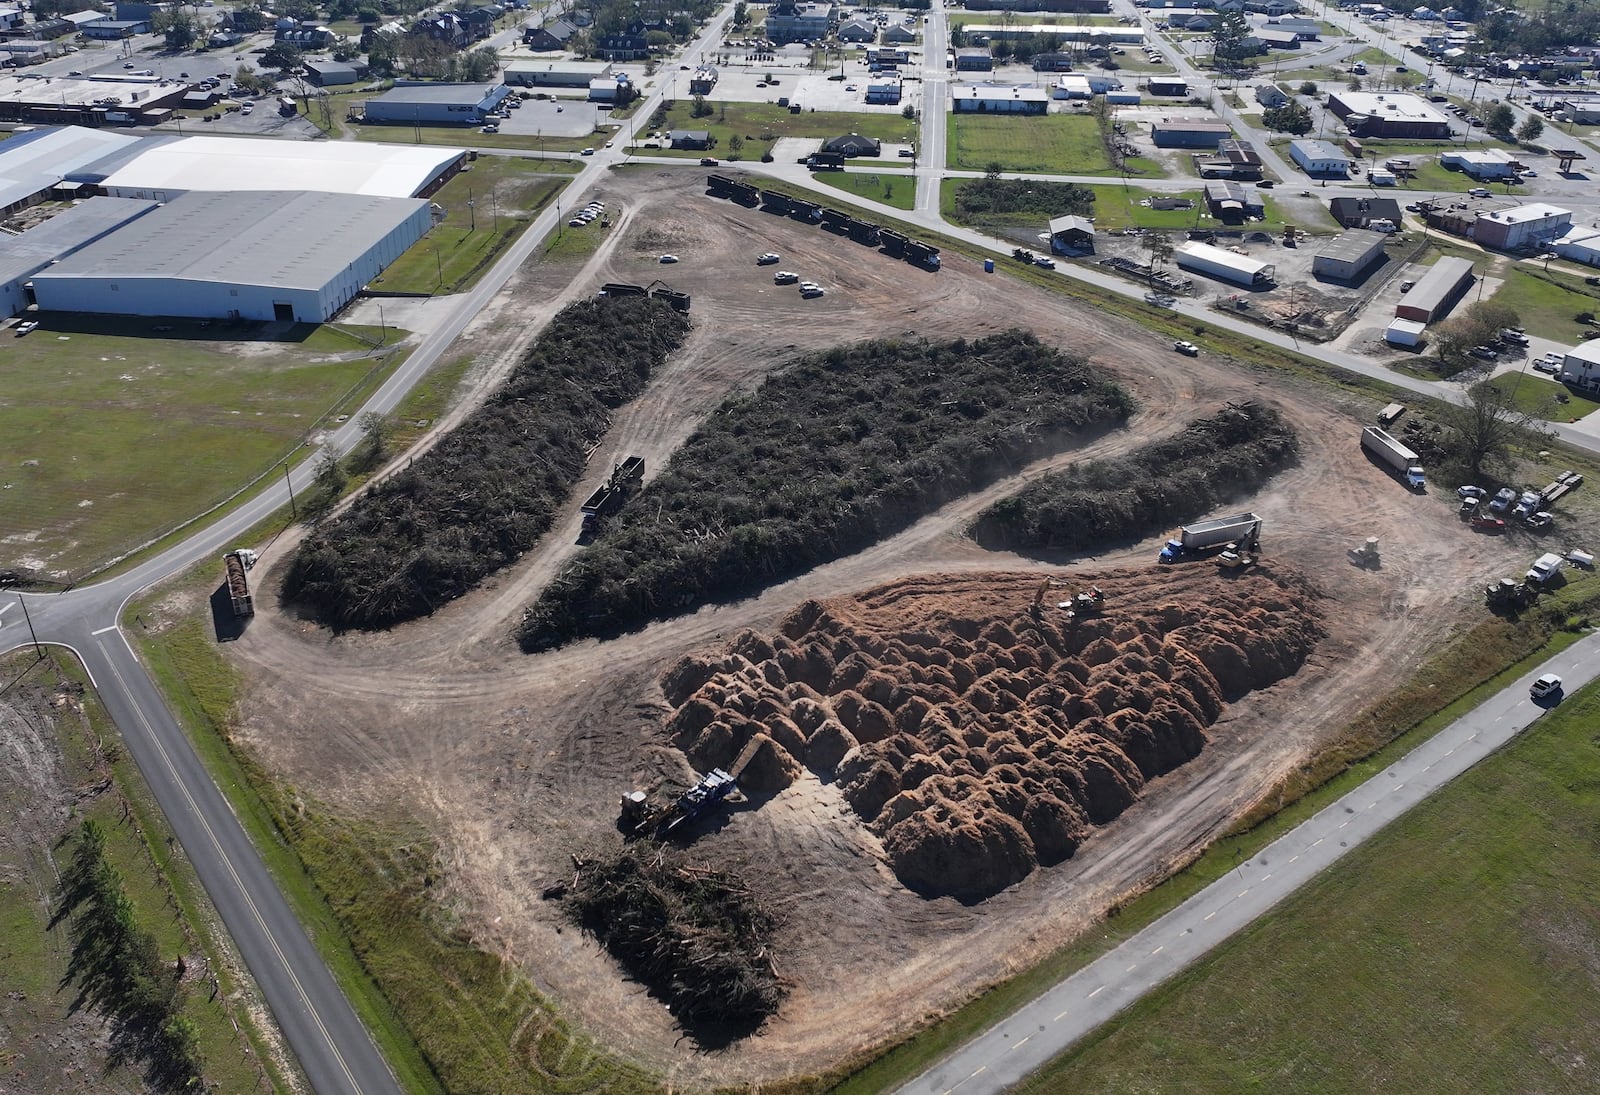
(52, 821, 205, 1092)
(970, 402, 1298, 552)
(283, 296, 692, 631)
(518, 331, 1134, 649)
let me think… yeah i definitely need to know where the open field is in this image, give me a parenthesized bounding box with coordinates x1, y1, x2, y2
(374, 160, 570, 294)
(947, 112, 1165, 176)
(1488, 265, 1600, 348)
(1482, 371, 1600, 422)
(644, 101, 917, 159)
(1021, 672, 1600, 1092)
(0, 318, 410, 582)
(812, 167, 917, 209)
(139, 167, 1598, 1094)
(0, 652, 294, 1095)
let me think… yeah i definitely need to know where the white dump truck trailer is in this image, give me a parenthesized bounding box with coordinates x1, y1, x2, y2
(1159, 512, 1262, 563)
(1361, 426, 1425, 490)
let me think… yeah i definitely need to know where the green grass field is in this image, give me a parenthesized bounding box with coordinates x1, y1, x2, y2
(374, 160, 569, 294)
(1489, 266, 1600, 348)
(1020, 673, 1600, 1093)
(814, 167, 917, 209)
(643, 101, 917, 160)
(0, 318, 407, 581)
(0, 652, 293, 1094)
(947, 112, 1165, 177)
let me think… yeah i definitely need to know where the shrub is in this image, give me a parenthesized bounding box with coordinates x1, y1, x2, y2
(519, 332, 1132, 648)
(282, 297, 691, 631)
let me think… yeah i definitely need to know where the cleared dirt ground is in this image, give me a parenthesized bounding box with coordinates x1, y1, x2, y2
(177, 169, 1538, 1087)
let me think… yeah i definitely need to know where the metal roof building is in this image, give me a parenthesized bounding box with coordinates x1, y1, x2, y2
(0, 196, 158, 315)
(0, 125, 144, 214)
(1312, 228, 1388, 282)
(1394, 255, 1475, 323)
(31, 190, 432, 324)
(1175, 241, 1276, 288)
(504, 59, 614, 87)
(361, 82, 509, 125)
(98, 136, 464, 200)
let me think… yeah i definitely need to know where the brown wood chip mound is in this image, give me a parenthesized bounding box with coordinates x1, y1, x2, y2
(661, 568, 1324, 901)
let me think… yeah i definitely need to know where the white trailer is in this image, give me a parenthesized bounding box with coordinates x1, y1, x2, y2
(1159, 512, 1262, 562)
(1361, 426, 1425, 490)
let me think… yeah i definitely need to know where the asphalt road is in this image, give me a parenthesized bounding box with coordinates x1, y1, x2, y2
(896, 631, 1600, 1095)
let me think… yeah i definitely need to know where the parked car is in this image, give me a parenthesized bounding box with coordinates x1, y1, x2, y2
(658, 254, 679, 263)
(700, 157, 719, 166)
(14, 320, 38, 335)
(1533, 358, 1560, 374)
(773, 270, 799, 284)
(1488, 486, 1518, 513)
(898, 148, 914, 157)
(756, 252, 780, 265)
(581, 147, 595, 155)
(1034, 256, 1056, 269)
(1173, 340, 1199, 355)
(241, 103, 253, 114)
(1470, 344, 1498, 360)
(1530, 673, 1563, 700)
(1457, 484, 1487, 500)
(1500, 328, 1529, 344)
(1525, 511, 1553, 530)
(1470, 515, 1507, 532)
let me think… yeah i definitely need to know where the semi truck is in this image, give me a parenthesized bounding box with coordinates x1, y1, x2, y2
(223, 549, 258, 618)
(580, 456, 645, 536)
(1159, 512, 1262, 563)
(1360, 426, 1425, 490)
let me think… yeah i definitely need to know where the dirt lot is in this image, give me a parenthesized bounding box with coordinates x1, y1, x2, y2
(161, 169, 1542, 1086)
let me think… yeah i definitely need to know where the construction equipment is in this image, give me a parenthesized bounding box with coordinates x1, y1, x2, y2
(1348, 537, 1380, 569)
(620, 768, 739, 840)
(1484, 577, 1532, 610)
(1217, 544, 1256, 570)
(580, 456, 645, 536)
(1062, 586, 1105, 618)
(1160, 512, 1262, 563)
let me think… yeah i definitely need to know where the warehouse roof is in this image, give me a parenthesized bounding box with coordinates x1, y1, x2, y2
(1567, 338, 1600, 367)
(34, 190, 429, 292)
(0, 125, 143, 210)
(1290, 138, 1349, 160)
(1317, 228, 1388, 264)
(98, 136, 461, 198)
(0, 197, 158, 286)
(504, 59, 614, 76)
(1331, 90, 1448, 125)
(1176, 241, 1274, 276)
(366, 82, 500, 105)
(1476, 202, 1570, 226)
(1400, 255, 1474, 316)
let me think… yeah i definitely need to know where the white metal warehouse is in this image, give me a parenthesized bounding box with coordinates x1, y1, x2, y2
(1175, 241, 1276, 288)
(31, 190, 431, 324)
(97, 136, 464, 200)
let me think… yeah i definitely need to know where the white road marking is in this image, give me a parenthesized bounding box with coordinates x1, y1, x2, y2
(1010, 1036, 1030, 1052)
(1126, 963, 1138, 972)
(1260, 874, 1271, 882)
(1151, 945, 1164, 955)
(1289, 855, 1299, 863)
(90, 624, 118, 635)
(1238, 889, 1249, 898)
(1087, 986, 1103, 999)
(1203, 910, 1217, 921)
(1312, 838, 1324, 847)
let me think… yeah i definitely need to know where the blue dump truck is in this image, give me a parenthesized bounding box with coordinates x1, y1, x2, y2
(1159, 512, 1262, 564)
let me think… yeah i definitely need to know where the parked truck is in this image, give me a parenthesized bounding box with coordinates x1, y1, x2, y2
(580, 456, 645, 536)
(1360, 426, 1425, 490)
(223, 549, 258, 618)
(807, 151, 846, 170)
(1159, 512, 1262, 563)
(906, 240, 941, 270)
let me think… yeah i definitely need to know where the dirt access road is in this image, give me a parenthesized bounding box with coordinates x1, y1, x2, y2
(157, 170, 1529, 1088)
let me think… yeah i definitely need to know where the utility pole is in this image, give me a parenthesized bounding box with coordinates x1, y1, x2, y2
(283, 461, 297, 518)
(18, 594, 42, 658)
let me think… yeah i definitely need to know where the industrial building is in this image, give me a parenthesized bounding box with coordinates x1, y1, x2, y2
(950, 85, 1049, 113)
(362, 82, 509, 125)
(865, 76, 902, 104)
(1385, 317, 1427, 347)
(31, 190, 432, 324)
(0, 197, 158, 315)
(1471, 203, 1572, 252)
(1325, 91, 1450, 139)
(1551, 224, 1600, 268)
(1175, 241, 1276, 288)
(1150, 118, 1231, 148)
(305, 60, 363, 86)
(504, 59, 615, 88)
(1197, 138, 1264, 179)
(1052, 74, 1093, 99)
(0, 125, 144, 214)
(1312, 229, 1388, 282)
(1330, 195, 1402, 229)
(1203, 179, 1264, 220)
(1394, 255, 1474, 323)
(97, 136, 465, 200)
(955, 48, 994, 71)
(1148, 77, 1189, 97)
(0, 72, 189, 126)
(1289, 138, 1351, 175)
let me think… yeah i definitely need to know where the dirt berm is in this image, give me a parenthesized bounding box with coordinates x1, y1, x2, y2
(662, 567, 1324, 901)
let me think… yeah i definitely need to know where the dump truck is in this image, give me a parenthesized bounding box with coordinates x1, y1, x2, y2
(847, 218, 881, 246)
(1159, 512, 1262, 563)
(1360, 426, 1425, 490)
(878, 228, 908, 257)
(620, 768, 739, 840)
(760, 189, 793, 214)
(224, 549, 257, 618)
(906, 240, 940, 270)
(807, 151, 846, 170)
(788, 197, 823, 223)
(580, 456, 645, 536)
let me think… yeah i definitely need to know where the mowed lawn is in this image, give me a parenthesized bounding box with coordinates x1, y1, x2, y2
(1020, 678, 1600, 1093)
(947, 112, 1164, 177)
(647, 101, 917, 159)
(1, 320, 403, 580)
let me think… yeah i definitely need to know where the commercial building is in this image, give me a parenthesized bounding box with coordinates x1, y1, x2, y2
(951, 85, 1049, 113)
(1471, 203, 1572, 251)
(304, 60, 363, 86)
(961, 24, 1144, 44)
(0, 197, 158, 315)
(1148, 77, 1189, 96)
(1203, 179, 1264, 220)
(504, 59, 615, 88)
(1049, 214, 1095, 254)
(1330, 195, 1402, 229)
(766, 1, 835, 44)
(955, 48, 994, 71)
(1551, 224, 1600, 268)
(1151, 118, 1231, 148)
(32, 190, 432, 324)
(0, 73, 188, 125)
(838, 19, 877, 42)
(1560, 338, 1600, 395)
(1312, 228, 1388, 281)
(362, 82, 509, 124)
(1175, 241, 1276, 288)
(0, 126, 144, 214)
(1196, 138, 1264, 179)
(1052, 74, 1093, 99)
(1289, 138, 1351, 175)
(1440, 148, 1519, 179)
(1325, 90, 1450, 139)
(98, 136, 464, 200)
(688, 66, 718, 94)
(865, 76, 902, 104)
(1394, 255, 1474, 323)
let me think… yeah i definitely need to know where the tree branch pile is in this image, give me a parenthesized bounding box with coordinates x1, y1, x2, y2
(282, 296, 691, 630)
(971, 401, 1298, 551)
(566, 847, 784, 1040)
